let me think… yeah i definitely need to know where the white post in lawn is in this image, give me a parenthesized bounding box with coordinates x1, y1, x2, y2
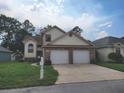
(40, 57, 44, 79)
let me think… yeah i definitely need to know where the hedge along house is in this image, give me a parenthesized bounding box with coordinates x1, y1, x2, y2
(93, 36, 124, 62)
(23, 26, 96, 64)
(0, 46, 12, 62)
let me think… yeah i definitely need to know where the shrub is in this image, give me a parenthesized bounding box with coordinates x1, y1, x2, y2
(108, 52, 123, 63)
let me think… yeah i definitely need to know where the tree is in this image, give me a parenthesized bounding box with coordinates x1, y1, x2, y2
(14, 19, 35, 53)
(22, 19, 35, 35)
(0, 15, 34, 54)
(14, 29, 30, 53)
(0, 14, 21, 49)
(44, 25, 52, 30)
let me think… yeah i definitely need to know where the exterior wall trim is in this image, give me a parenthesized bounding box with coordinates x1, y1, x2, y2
(69, 49, 73, 64)
(43, 45, 94, 49)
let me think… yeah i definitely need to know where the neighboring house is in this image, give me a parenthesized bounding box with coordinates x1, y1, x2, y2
(93, 36, 124, 62)
(23, 26, 95, 64)
(0, 46, 12, 62)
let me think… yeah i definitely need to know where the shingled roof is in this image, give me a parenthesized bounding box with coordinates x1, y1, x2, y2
(0, 46, 12, 53)
(92, 36, 124, 48)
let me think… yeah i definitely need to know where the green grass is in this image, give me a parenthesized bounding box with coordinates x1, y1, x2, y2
(0, 62, 58, 89)
(97, 62, 124, 72)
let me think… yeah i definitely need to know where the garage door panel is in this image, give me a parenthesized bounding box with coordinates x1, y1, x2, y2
(73, 50, 90, 64)
(50, 50, 69, 64)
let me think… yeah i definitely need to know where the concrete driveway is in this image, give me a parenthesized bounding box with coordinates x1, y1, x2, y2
(53, 64, 124, 84)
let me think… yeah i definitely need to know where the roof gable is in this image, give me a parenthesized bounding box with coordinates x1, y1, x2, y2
(41, 25, 65, 34)
(0, 46, 12, 53)
(23, 35, 41, 45)
(48, 32, 93, 46)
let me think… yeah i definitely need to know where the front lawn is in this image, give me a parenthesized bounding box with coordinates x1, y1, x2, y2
(97, 63, 124, 72)
(0, 62, 58, 89)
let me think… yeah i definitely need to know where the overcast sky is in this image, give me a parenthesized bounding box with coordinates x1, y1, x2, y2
(0, 0, 124, 41)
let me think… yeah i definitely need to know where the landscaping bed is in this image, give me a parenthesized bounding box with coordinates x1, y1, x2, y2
(0, 62, 58, 89)
(97, 63, 124, 72)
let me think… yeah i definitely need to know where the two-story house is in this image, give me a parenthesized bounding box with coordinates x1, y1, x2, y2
(23, 26, 95, 64)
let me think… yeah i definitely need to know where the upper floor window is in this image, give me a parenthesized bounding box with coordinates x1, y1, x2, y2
(45, 34, 51, 42)
(28, 44, 34, 53)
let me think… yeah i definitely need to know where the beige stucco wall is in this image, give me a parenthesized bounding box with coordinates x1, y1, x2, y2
(97, 47, 124, 62)
(24, 40, 37, 58)
(52, 34, 89, 45)
(43, 28, 65, 45)
(97, 48, 114, 62)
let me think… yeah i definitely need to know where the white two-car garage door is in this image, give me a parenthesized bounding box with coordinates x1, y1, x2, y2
(50, 50, 90, 64)
(73, 50, 90, 64)
(50, 50, 69, 64)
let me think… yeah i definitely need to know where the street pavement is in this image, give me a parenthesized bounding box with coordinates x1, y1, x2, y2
(0, 80, 124, 93)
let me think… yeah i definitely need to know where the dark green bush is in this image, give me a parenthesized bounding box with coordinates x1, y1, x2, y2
(108, 52, 123, 63)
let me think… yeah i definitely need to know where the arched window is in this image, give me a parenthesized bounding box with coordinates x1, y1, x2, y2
(28, 44, 34, 53)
